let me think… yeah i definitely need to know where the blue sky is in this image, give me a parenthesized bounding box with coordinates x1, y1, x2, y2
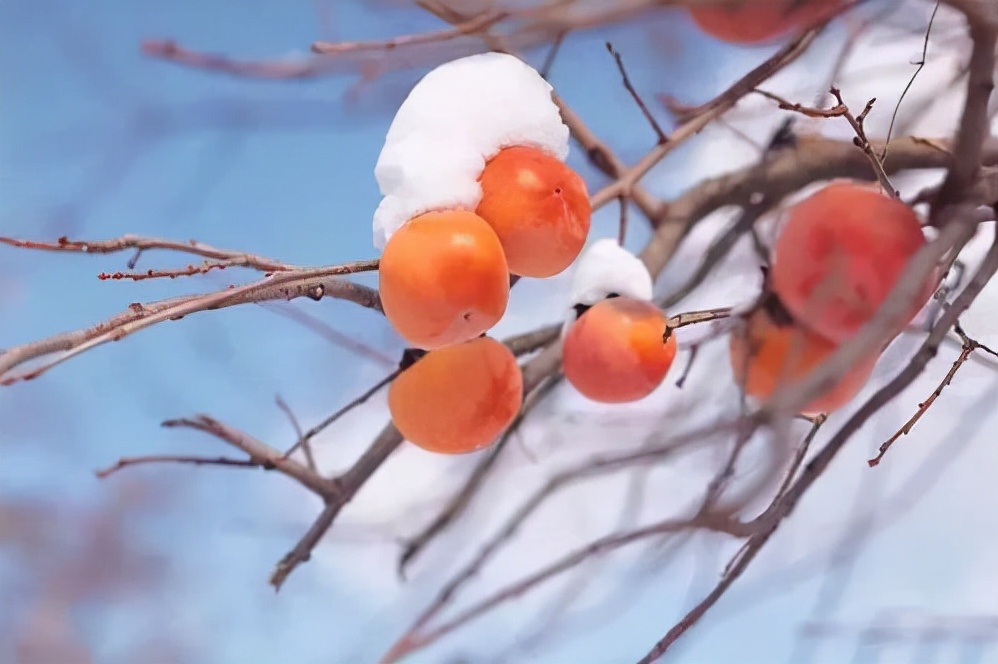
(3, 1, 997, 663)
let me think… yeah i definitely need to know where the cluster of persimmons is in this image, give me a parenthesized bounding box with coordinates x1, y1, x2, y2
(384, 173, 935, 456)
(729, 182, 937, 416)
(380, 143, 593, 454)
(377, 0, 928, 457)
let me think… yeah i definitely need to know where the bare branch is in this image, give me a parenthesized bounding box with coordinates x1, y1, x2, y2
(94, 455, 260, 479)
(605, 42, 667, 144)
(882, 1, 941, 161)
(271, 422, 405, 590)
(397, 370, 561, 578)
(933, 15, 997, 210)
(282, 370, 400, 461)
(636, 226, 998, 662)
(552, 95, 661, 226)
(161, 415, 336, 499)
(0, 261, 380, 385)
(311, 9, 505, 55)
(385, 514, 738, 663)
(592, 25, 823, 212)
(828, 87, 898, 198)
(276, 396, 315, 471)
(0, 234, 295, 272)
(868, 325, 987, 467)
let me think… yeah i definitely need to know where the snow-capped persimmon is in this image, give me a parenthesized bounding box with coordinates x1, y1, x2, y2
(379, 209, 510, 350)
(728, 305, 878, 416)
(562, 297, 677, 403)
(688, 0, 845, 45)
(770, 182, 936, 345)
(388, 336, 523, 454)
(476, 146, 591, 278)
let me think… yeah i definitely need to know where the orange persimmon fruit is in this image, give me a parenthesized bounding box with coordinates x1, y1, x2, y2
(688, 0, 845, 45)
(379, 209, 510, 350)
(770, 182, 936, 345)
(728, 304, 878, 416)
(388, 336, 523, 454)
(476, 145, 591, 278)
(562, 297, 677, 403)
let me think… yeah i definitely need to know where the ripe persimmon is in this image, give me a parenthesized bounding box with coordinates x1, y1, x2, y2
(562, 297, 677, 403)
(770, 182, 935, 345)
(388, 336, 523, 454)
(379, 209, 510, 350)
(476, 145, 591, 278)
(688, 0, 844, 45)
(728, 304, 878, 416)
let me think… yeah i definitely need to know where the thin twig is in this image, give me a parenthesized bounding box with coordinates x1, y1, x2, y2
(753, 88, 848, 118)
(828, 87, 899, 198)
(618, 195, 629, 245)
(868, 330, 978, 467)
(283, 370, 400, 460)
(397, 372, 561, 579)
(539, 30, 567, 80)
(311, 9, 505, 55)
(0, 234, 295, 272)
(276, 395, 316, 471)
(94, 454, 261, 479)
(161, 415, 336, 499)
(774, 414, 826, 498)
(606, 42, 667, 144)
(95, 259, 252, 282)
(882, 1, 941, 161)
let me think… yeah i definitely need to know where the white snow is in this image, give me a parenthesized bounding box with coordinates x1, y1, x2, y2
(562, 238, 654, 335)
(372, 52, 571, 250)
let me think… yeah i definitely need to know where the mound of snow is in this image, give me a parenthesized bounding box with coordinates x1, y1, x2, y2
(372, 52, 571, 249)
(562, 238, 654, 335)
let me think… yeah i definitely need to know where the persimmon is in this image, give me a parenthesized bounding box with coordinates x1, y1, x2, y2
(728, 304, 878, 415)
(476, 145, 591, 278)
(562, 297, 677, 403)
(379, 209, 510, 350)
(770, 182, 935, 344)
(388, 336, 523, 454)
(688, 0, 844, 45)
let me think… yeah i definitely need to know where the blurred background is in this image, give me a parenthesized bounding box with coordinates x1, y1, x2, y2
(2, 1, 997, 662)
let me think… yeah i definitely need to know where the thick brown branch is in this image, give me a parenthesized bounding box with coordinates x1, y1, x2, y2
(934, 16, 997, 209)
(271, 421, 405, 590)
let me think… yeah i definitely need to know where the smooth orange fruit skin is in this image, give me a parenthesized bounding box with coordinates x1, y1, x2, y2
(563, 297, 677, 404)
(771, 183, 933, 345)
(729, 307, 878, 416)
(476, 146, 591, 278)
(689, 0, 844, 45)
(379, 210, 510, 350)
(388, 336, 523, 454)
